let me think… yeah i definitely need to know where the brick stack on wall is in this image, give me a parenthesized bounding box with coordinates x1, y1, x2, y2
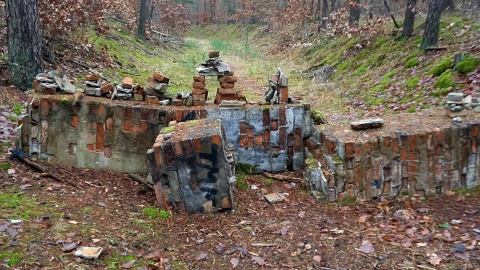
(214, 75, 246, 104)
(147, 118, 235, 213)
(191, 75, 207, 106)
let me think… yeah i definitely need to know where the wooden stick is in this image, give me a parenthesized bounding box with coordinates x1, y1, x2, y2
(128, 173, 153, 190)
(18, 157, 82, 189)
(262, 172, 302, 183)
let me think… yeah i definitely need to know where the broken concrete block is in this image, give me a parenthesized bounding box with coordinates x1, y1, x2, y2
(350, 118, 384, 130)
(264, 192, 284, 204)
(147, 118, 235, 213)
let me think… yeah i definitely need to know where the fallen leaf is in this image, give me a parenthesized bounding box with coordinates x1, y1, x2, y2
(359, 241, 375, 254)
(428, 253, 441, 266)
(251, 256, 266, 265)
(230, 257, 239, 268)
(121, 260, 135, 269)
(358, 214, 369, 223)
(196, 252, 208, 261)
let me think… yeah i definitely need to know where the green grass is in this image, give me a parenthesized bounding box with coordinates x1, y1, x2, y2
(142, 206, 171, 220)
(235, 175, 249, 190)
(0, 252, 21, 266)
(456, 55, 479, 73)
(455, 185, 480, 195)
(430, 57, 452, 76)
(434, 69, 456, 89)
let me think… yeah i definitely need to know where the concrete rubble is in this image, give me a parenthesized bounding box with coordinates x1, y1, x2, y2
(33, 70, 77, 95)
(445, 92, 479, 117)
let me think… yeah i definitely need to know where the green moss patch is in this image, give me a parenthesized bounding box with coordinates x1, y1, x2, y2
(430, 57, 452, 76)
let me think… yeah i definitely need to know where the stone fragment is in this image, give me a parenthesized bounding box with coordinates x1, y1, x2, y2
(350, 118, 384, 130)
(447, 92, 464, 103)
(264, 192, 284, 204)
(74, 247, 103, 259)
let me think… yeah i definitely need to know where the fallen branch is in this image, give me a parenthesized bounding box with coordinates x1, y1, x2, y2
(67, 58, 91, 69)
(18, 156, 82, 189)
(128, 173, 153, 190)
(262, 172, 302, 183)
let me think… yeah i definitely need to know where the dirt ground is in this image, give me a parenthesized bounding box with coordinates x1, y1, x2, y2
(1, 87, 480, 270)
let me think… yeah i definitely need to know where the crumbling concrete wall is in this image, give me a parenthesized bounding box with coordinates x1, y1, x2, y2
(23, 94, 311, 174)
(307, 121, 480, 201)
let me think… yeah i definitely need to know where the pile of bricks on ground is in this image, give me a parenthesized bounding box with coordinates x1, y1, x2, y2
(147, 118, 235, 213)
(33, 70, 76, 94)
(445, 92, 480, 118)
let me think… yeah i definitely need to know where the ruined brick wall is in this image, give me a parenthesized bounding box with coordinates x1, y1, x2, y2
(23, 94, 311, 173)
(309, 122, 480, 201)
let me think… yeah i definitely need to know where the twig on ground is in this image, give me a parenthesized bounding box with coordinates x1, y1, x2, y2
(128, 173, 153, 190)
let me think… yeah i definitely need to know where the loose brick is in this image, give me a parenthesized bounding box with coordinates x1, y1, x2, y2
(101, 83, 114, 94)
(218, 75, 238, 83)
(153, 71, 169, 83)
(96, 123, 105, 151)
(122, 77, 134, 89)
(218, 87, 236, 95)
(193, 75, 205, 82)
(85, 74, 99, 82)
(193, 100, 206, 106)
(220, 82, 235, 88)
(193, 81, 206, 89)
(71, 115, 78, 128)
(279, 87, 288, 103)
(192, 88, 207, 95)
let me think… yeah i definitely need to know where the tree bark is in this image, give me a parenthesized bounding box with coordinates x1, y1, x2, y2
(348, 0, 361, 27)
(421, 0, 443, 49)
(402, 0, 416, 38)
(5, 0, 43, 91)
(138, 0, 148, 40)
(319, 0, 328, 31)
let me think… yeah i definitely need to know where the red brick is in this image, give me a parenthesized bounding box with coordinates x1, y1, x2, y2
(271, 120, 278, 131)
(163, 143, 175, 166)
(40, 98, 50, 117)
(294, 128, 302, 151)
(434, 127, 443, 143)
(193, 100, 206, 106)
(344, 140, 354, 157)
(192, 88, 207, 95)
(122, 77, 134, 88)
(409, 153, 418, 179)
(239, 123, 248, 134)
(193, 75, 205, 82)
(354, 140, 363, 157)
(85, 74, 99, 81)
(400, 149, 408, 160)
(101, 83, 114, 94)
(220, 82, 235, 88)
(71, 115, 78, 128)
(218, 87, 236, 95)
(346, 184, 355, 197)
(262, 109, 270, 127)
(182, 140, 194, 156)
(363, 140, 371, 154)
(426, 129, 434, 151)
(279, 106, 286, 126)
(125, 107, 132, 119)
(88, 102, 97, 114)
(263, 130, 270, 144)
(87, 144, 95, 151)
(193, 81, 206, 89)
(218, 75, 238, 83)
(279, 87, 288, 103)
(416, 131, 427, 145)
(239, 135, 248, 148)
(174, 142, 183, 155)
(212, 134, 222, 147)
(123, 119, 132, 131)
(192, 138, 202, 152)
(141, 109, 149, 120)
(153, 72, 169, 83)
(254, 135, 263, 147)
(106, 117, 113, 130)
(140, 121, 148, 133)
(96, 123, 104, 151)
(392, 136, 400, 154)
(279, 127, 287, 150)
(153, 143, 163, 168)
(175, 110, 183, 122)
(471, 123, 480, 137)
(246, 128, 254, 138)
(408, 133, 417, 152)
(306, 138, 319, 153)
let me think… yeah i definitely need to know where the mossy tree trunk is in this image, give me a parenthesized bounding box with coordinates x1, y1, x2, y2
(5, 0, 43, 91)
(402, 0, 417, 38)
(421, 0, 443, 49)
(318, 0, 328, 31)
(138, 0, 148, 40)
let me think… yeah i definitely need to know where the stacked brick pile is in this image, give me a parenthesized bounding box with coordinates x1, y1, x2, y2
(112, 77, 134, 100)
(147, 118, 235, 213)
(214, 75, 247, 105)
(191, 75, 207, 106)
(265, 68, 289, 104)
(84, 74, 102, 96)
(144, 72, 170, 104)
(33, 70, 76, 95)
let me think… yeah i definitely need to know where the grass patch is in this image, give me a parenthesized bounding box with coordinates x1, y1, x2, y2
(405, 76, 419, 90)
(142, 206, 171, 220)
(405, 58, 419, 68)
(235, 174, 249, 190)
(455, 185, 480, 195)
(430, 57, 452, 76)
(235, 163, 257, 175)
(0, 252, 21, 266)
(456, 55, 479, 73)
(434, 69, 456, 89)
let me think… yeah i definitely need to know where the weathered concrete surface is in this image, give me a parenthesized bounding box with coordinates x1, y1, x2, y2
(23, 94, 311, 174)
(147, 118, 235, 213)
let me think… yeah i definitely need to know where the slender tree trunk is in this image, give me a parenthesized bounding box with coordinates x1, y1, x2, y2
(138, 0, 148, 40)
(330, 0, 336, 12)
(402, 0, 416, 38)
(319, 0, 328, 31)
(5, 0, 43, 91)
(421, 0, 443, 49)
(348, 0, 361, 27)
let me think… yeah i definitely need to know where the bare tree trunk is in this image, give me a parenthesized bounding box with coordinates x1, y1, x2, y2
(319, 0, 328, 31)
(421, 0, 443, 49)
(402, 0, 417, 38)
(138, 0, 148, 40)
(348, 0, 361, 27)
(5, 0, 43, 91)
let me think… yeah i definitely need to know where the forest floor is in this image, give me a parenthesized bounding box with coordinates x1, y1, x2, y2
(1, 18, 480, 269)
